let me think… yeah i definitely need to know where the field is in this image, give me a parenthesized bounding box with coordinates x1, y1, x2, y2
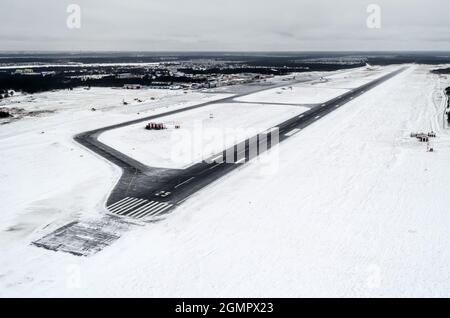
(1, 65, 450, 297)
(99, 102, 309, 169)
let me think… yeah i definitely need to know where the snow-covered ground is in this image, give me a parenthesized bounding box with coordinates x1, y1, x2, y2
(1, 65, 450, 297)
(99, 103, 309, 169)
(235, 86, 349, 104)
(235, 65, 400, 105)
(0, 86, 221, 117)
(311, 64, 401, 89)
(0, 88, 230, 228)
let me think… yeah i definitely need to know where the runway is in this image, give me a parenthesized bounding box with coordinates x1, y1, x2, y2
(76, 67, 407, 221)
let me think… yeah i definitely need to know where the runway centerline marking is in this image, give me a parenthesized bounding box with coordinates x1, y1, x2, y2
(208, 163, 222, 170)
(175, 177, 195, 189)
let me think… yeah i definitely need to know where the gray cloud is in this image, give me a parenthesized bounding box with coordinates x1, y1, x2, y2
(0, 0, 449, 51)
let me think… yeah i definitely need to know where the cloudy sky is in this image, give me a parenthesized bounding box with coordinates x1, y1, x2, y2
(1, 0, 450, 51)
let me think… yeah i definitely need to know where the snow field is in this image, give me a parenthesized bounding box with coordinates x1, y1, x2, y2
(99, 103, 309, 169)
(1, 65, 449, 297)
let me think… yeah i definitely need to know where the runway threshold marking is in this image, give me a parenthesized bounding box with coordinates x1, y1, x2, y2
(146, 203, 173, 218)
(134, 202, 168, 218)
(107, 197, 174, 219)
(107, 197, 133, 209)
(115, 199, 148, 215)
(108, 197, 140, 212)
(127, 201, 160, 217)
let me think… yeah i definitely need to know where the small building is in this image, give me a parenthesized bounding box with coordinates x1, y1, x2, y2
(41, 71, 56, 77)
(117, 73, 138, 79)
(416, 134, 429, 142)
(13, 68, 34, 75)
(146, 122, 165, 130)
(411, 131, 436, 141)
(123, 84, 142, 90)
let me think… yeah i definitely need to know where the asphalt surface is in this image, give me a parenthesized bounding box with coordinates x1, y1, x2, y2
(75, 67, 406, 220)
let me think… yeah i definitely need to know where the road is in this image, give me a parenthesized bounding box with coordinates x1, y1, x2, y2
(75, 67, 407, 220)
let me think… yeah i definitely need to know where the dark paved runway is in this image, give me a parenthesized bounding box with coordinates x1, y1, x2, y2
(75, 67, 406, 220)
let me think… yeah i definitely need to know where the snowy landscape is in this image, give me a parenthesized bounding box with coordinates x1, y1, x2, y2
(1, 61, 449, 297)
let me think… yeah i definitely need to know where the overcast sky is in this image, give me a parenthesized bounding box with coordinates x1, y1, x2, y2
(1, 0, 450, 51)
